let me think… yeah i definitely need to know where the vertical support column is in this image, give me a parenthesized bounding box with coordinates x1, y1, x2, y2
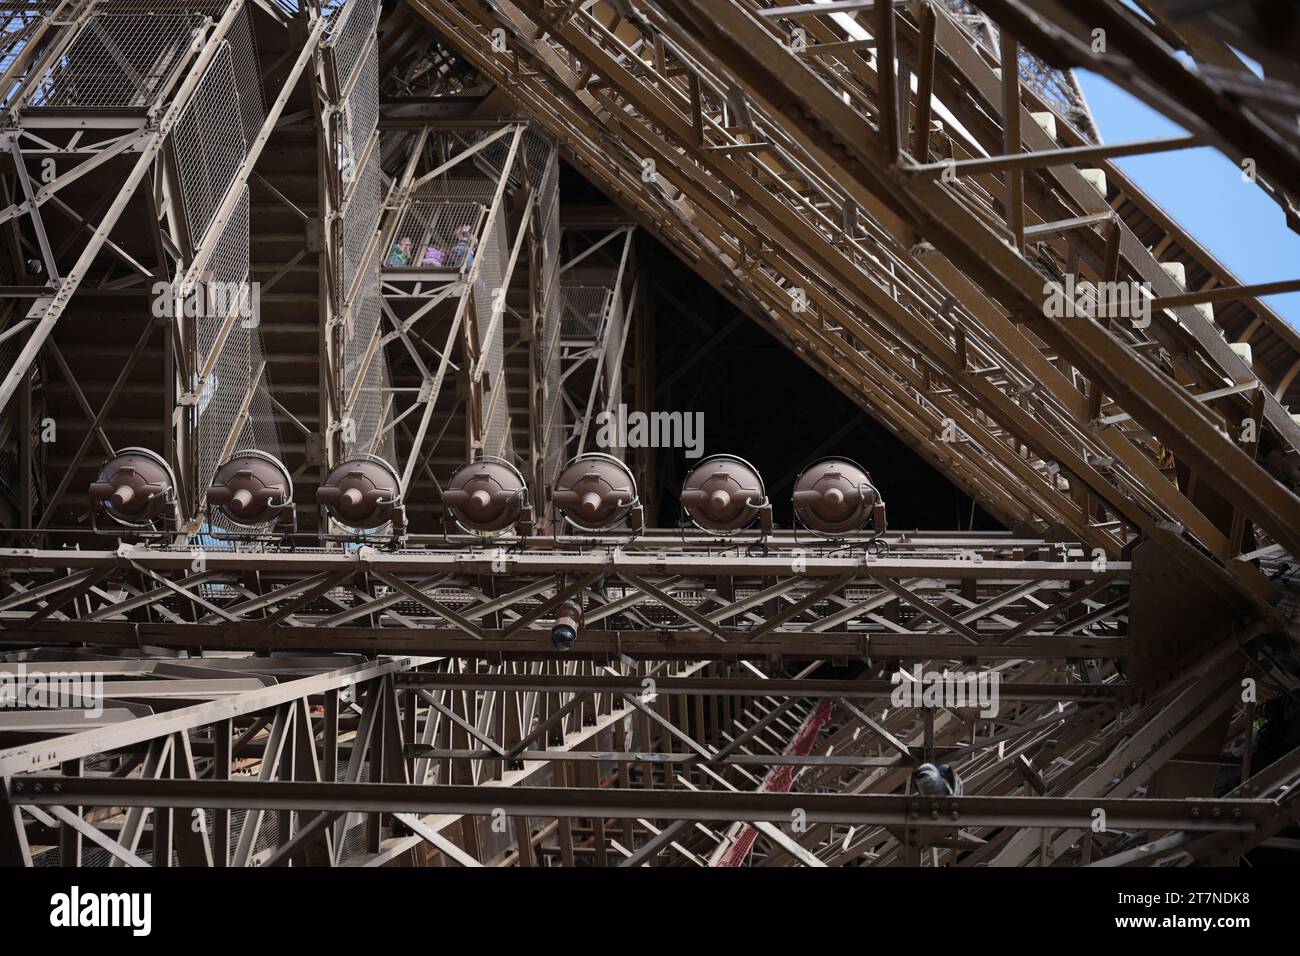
(19, 369, 33, 531)
(58, 758, 82, 866)
(527, 155, 546, 503)
(156, 149, 197, 515)
(876, 0, 898, 164)
(633, 238, 655, 524)
(462, 284, 485, 460)
(1227, 385, 1267, 557)
(153, 741, 175, 867)
(313, 15, 343, 483)
(1000, 33, 1025, 252)
(212, 717, 232, 867)
(912, 3, 937, 162)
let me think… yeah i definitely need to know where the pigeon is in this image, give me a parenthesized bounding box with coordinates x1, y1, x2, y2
(912, 761, 962, 796)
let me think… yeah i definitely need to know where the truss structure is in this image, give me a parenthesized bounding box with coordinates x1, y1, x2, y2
(554, 224, 637, 466)
(0, 534, 1129, 657)
(408, 0, 1300, 614)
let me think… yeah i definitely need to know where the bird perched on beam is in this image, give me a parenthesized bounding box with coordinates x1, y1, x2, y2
(912, 762, 962, 796)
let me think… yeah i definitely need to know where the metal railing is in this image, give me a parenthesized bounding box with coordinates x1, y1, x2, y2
(386, 198, 483, 271)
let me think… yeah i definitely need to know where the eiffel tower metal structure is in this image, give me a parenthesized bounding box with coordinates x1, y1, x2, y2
(1, 0, 1300, 868)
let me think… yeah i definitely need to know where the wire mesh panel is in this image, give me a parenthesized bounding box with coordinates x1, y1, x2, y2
(474, 204, 513, 460)
(522, 128, 558, 191)
(341, 141, 383, 298)
(462, 128, 527, 194)
(344, 39, 378, 166)
(194, 187, 280, 489)
(226, 3, 264, 145)
(536, 143, 564, 485)
(332, 0, 392, 469)
(327, 0, 377, 92)
(170, 7, 264, 249)
(387, 196, 482, 270)
(560, 285, 610, 339)
(335, 744, 372, 864)
(336, 38, 376, 187)
(195, 188, 245, 483)
(25, 11, 203, 109)
(343, 268, 395, 463)
(173, 45, 244, 248)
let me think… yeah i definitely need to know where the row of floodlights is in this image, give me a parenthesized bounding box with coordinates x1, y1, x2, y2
(89, 450, 885, 540)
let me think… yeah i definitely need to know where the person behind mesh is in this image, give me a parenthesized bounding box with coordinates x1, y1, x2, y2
(386, 236, 413, 267)
(445, 223, 476, 270)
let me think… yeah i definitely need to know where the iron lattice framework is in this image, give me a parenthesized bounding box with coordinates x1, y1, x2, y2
(1, 0, 1299, 868)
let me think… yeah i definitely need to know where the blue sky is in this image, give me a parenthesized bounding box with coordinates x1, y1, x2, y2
(1075, 71, 1300, 326)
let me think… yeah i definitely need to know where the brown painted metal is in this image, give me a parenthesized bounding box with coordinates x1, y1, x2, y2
(442, 457, 531, 534)
(206, 450, 294, 527)
(552, 452, 640, 533)
(679, 454, 769, 533)
(792, 457, 881, 537)
(317, 455, 405, 532)
(88, 447, 178, 528)
(406, 0, 1296, 622)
